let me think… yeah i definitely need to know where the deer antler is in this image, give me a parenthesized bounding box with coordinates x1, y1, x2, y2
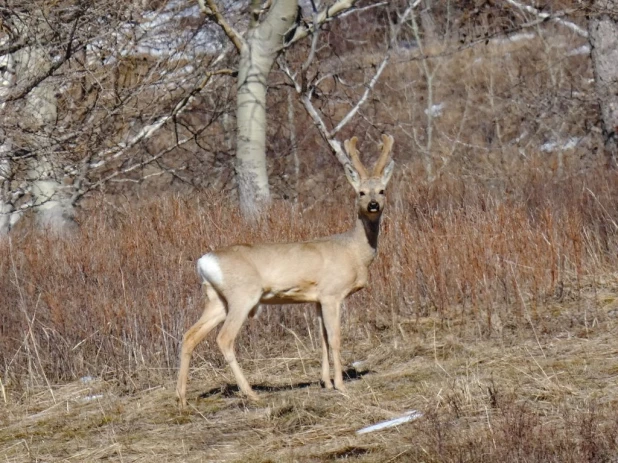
(344, 136, 368, 179)
(372, 134, 394, 176)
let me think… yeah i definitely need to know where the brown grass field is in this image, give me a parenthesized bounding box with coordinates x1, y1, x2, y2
(2, 167, 618, 461)
(3, 313, 618, 462)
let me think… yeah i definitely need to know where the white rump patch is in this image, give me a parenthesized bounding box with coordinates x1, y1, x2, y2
(197, 253, 224, 286)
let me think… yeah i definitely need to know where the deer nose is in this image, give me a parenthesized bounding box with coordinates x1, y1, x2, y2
(367, 200, 380, 212)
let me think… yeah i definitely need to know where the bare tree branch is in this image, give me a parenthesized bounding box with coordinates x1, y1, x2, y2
(504, 0, 588, 37)
(6, 7, 86, 102)
(280, 0, 419, 168)
(198, 0, 245, 51)
(286, 0, 362, 46)
(330, 56, 390, 137)
(87, 60, 234, 171)
(80, 134, 195, 198)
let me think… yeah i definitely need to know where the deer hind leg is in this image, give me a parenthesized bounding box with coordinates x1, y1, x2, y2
(176, 284, 226, 409)
(317, 304, 333, 389)
(216, 289, 262, 401)
(320, 298, 346, 392)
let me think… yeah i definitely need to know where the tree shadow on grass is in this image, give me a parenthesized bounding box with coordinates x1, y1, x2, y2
(198, 367, 371, 399)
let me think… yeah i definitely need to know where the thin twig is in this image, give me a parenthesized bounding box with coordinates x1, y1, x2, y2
(282, 0, 419, 167)
(504, 0, 588, 37)
(330, 56, 390, 137)
(70, 64, 233, 203)
(199, 0, 245, 50)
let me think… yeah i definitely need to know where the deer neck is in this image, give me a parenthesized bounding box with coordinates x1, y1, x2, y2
(351, 211, 382, 267)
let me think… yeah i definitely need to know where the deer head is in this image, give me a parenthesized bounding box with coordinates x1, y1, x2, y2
(343, 134, 395, 217)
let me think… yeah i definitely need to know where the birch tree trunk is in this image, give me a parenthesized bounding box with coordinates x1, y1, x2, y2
(0, 145, 15, 236)
(0, 32, 16, 235)
(4, 15, 77, 234)
(420, 0, 437, 44)
(19, 44, 76, 232)
(235, 0, 299, 218)
(589, 0, 618, 168)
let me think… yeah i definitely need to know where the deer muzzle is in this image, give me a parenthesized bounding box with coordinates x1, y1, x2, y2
(367, 201, 380, 212)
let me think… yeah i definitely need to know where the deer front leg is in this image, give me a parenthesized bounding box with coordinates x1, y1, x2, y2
(316, 304, 332, 389)
(320, 298, 346, 392)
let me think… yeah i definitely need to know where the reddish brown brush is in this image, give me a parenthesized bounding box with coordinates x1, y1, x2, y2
(1, 169, 617, 388)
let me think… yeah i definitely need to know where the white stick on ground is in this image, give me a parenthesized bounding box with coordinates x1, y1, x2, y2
(356, 410, 423, 435)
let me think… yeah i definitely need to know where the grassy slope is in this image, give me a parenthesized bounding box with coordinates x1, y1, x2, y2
(2, 279, 618, 462)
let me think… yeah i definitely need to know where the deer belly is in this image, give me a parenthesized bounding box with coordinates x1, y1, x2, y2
(260, 282, 318, 304)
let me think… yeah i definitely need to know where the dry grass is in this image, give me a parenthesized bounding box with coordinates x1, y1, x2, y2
(2, 290, 618, 462)
(1, 167, 618, 461)
(2, 168, 617, 386)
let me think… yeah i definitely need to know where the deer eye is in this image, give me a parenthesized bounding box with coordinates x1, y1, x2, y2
(379, 189, 385, 195)
(359, 191, 366, 197)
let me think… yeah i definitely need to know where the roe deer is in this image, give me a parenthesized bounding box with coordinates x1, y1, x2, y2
(176, 134, 395, 408)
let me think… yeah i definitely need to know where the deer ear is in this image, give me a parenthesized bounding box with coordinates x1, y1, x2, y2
(344, 163, 361, 192)
(381, 160, 395, 185)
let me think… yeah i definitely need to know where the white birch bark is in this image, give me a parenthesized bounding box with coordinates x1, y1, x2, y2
(0, 153, 15, 236)
(235, 0, 299, 218)
(589, 0, 618, 168)
(14, 25, 76, 233)
(420, 0, 437, 44)
(0, 32, 17, 235)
